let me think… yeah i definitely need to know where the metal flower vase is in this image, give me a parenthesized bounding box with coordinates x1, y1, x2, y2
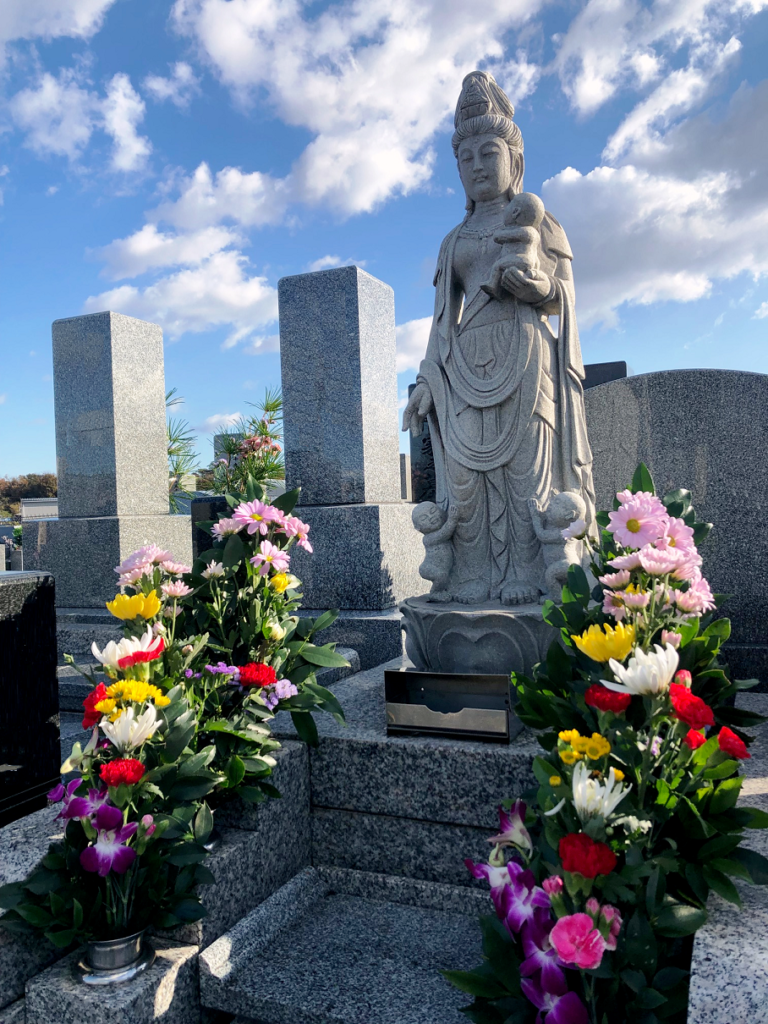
(78, 928, 155, 985)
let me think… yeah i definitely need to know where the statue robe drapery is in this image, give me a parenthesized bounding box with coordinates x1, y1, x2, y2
(415, 212, 596, 599)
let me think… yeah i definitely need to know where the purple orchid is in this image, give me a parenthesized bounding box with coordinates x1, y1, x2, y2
(79, 805, 138, 877)
(488, 801, 533, 856)
(465, 859, 514, 917)
(60, 784, 110, 822)
(521, 973, 588, 1024)
(499, 861, 551, 934)
(521, 909, 565, 991)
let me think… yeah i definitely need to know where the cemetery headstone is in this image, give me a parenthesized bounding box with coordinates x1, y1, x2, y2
(23, 312, 191, 606)
(0, 571, 59, 827)
(583, 360, 631, 389)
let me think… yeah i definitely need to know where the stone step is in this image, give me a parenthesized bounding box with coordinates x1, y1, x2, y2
(272, 655, 538, 886)
(200, 866, 484, 1024)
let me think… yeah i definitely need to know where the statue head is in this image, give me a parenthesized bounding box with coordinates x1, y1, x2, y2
(412, 501, 446, 534)
(452, 71, 524, 211)
(546, 490, 587, 528)
(504, 191, 545, 229)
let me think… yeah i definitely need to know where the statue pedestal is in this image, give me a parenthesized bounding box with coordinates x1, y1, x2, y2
(399, 595, 559, 676)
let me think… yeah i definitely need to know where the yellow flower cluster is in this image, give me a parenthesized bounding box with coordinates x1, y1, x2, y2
(571, 622, 635, 663)
(558, 729, 612, 764)
(549, 775, 562, 787)
(94, 679, 171, 719)
(106, 591, 162, 621)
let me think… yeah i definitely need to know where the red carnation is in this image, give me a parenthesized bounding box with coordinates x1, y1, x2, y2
(585, 684, 631, 714)
(559, 832, 617, 879)
(684, 729, 707, 750)
(100, 758, 146, 787)
(238, 662, 278, 688)
(718, 726, 751, 760)
(82, 682, 109, 729)
(669, 683, 714, 730)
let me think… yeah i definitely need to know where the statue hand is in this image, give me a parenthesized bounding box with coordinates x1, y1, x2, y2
(500, 266, 553, 306)
(402, 382, 433, 436)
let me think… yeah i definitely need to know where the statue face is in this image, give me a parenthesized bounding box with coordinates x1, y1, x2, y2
(457, 133, 511, 203)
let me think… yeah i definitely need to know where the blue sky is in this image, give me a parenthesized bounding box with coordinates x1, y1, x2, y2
(1, 0, 768, 476)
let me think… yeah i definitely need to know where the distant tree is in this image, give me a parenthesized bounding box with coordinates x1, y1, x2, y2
(0, 473, 57, 517)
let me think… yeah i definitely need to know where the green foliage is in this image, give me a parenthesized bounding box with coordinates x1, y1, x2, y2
(210, 388, 285, 497)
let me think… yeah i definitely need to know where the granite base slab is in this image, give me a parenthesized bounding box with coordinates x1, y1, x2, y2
(306, 607, 404, 670)
(24, 514, 192, 608)
(0, 999, 24, 1024)
(312, 807, 496, 887)
(214, 740, 309, 833)
(287, 503, 427, 610)
(273, 657, 538, 827)
(25, 940, 200, 1024)
(200, 867, 480, 1024)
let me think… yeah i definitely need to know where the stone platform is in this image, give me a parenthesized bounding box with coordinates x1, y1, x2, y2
(400, 594, 558, 676)
(200, 867, 483, 1024)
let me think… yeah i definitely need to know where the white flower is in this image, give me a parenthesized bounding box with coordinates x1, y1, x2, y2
(266, 621, 287, 641)
(602, 643, 679, 696)
(572, 762, 630, 823)
(91, 626, 164, 671)
(61, 726, 99, 774)
(561, 518, 587, 541)
(201, 561, 225, 579)
(101, 705, 160, 753)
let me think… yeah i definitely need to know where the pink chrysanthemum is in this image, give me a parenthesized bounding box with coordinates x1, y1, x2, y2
(598, 569, 631, 590)
(250, 540, 291, 576)
(675, 577, 716, 615)
(608, 551, 642, 571)
(160, 560, 191, 575)
(232, 500, 282, 536)
(663, 517, 697, 556)
(638, 544, 680, 575)
(115, 544, 173, 576)
(281, 515, 313, 552)
(608, 494, 668, 549)
(162, 581, 193, 598)
(623, 590, 650, 609)
(211, 518, 245, 539)
(602, 591, 626, 621)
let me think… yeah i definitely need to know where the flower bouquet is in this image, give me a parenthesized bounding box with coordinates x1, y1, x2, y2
(448, 465, 768, 1023)
(0, 633, 217, 954)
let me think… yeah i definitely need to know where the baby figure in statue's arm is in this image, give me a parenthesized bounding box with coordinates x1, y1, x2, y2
(412, 502, 460, 602)
(482, 191, 546, 301)
(528, 491, 587, 603)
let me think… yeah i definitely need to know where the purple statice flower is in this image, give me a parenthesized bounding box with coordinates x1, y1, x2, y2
(262, 679, 299, 710)
(204, 662, 238, 675)
(79, 805, 138, 877)
(184, 669, 202, 679)
(499, 861, 551, 934)
(521, 973, 588, 1024)
(521, 909, 565, 991)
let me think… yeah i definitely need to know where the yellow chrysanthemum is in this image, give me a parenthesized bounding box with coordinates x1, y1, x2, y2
(106, 590, 162, 621)
(94, 698, 116, 715)
(584, 734, 612, 760)
(549, 775, 562, 787)
(559, 749, 583, 765)
(559, 729, 581, 745)
(612, 768, 625, 782)
(571, 622, 636, 663)
(104, 680, 170, 707)
(270, 573, 291, 594)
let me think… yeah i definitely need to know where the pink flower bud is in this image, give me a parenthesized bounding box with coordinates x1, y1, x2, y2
(542, 875, 563, 896)
(586, 896, 600, 918)
(674, 669, 692, 688)
(600, 904, 623, 949)
(141, 814, 156, 837)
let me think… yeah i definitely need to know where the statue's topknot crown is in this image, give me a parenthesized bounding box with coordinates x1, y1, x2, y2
(454, 71, 515, 129)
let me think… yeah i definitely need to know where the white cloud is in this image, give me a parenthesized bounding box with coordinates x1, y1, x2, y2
(170, 0, 546, 215)
(46, 185, 59, 195)
(242, 333, 280, 355)
(95, 223, 242, 279)
(0, 394, 6, 404)
(197, 412, 242, 433)
(306, 255, 364, 272)
(542, 79, 768, 328)
(83, 250, 278, 347)
(153, 162, 289, 230)
(101, 73, 151, 172)
(395, 316, 432, 373)
(9, 68, 151, 172)
(143, 62, 200, 108)
(0, 0, 117, 63)
(755, 302, 768, 320)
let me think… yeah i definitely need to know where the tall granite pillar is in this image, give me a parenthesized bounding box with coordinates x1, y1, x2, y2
(23, 312, 191, 607)
(279, 267, 427, 664)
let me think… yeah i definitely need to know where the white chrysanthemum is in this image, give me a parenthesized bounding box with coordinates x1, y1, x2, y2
(572, 762, 630, 823)
(602, 643, 679, 696)
(100, 705, 159, 753)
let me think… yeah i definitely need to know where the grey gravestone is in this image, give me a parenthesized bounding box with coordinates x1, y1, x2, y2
(23, 312, 191, 606)
(583, 360, 631, 389)
(278, 267, 427, 662)
(280, 266, 401, 507)
(585, 369, 768, 684)
(399, 454, 412, 501)
(0, 572, 59, 827)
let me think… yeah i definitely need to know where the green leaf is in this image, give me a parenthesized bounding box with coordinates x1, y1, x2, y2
(637, 989, 668, 1010)
(290, 710, 319, 746)
(710, 776, 743, 814)
(702, 866, 742, 907)
(226, 755, 246, 789)
(654, 903, 707, 938)
(702, 619, 731, 642)
(442, 967, 508, 1000)
(565, 564, 591, 606)
(738, 806, 768, 829)
(631, 463, 655, 495)
(193, 803, 214, 844)
(272, 488, 300, 515)
(169, 774, 220, 801)
(621, 969, 647, 993)
(732, 847, 768, 884)
(171, 897, 206, 922)
(0, 883, 25, 910)
(17, 905, 54, 928)
(46, 928, 77, 948)
(533, 757, 561, 787)
(702, 760, 738, 781)
(222, 533, 246, 568)
(178, 747, 217, 777)
(653, 967, 688, 990)
(297, 644, 350, 668)
(310, 609, 338, 633)
(166, 845, 208, 866)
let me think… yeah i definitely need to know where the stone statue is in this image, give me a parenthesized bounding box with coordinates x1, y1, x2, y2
(412, 502, 459, 601)
(402, 70, 595, 610)
(528, 491, 587, 603)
